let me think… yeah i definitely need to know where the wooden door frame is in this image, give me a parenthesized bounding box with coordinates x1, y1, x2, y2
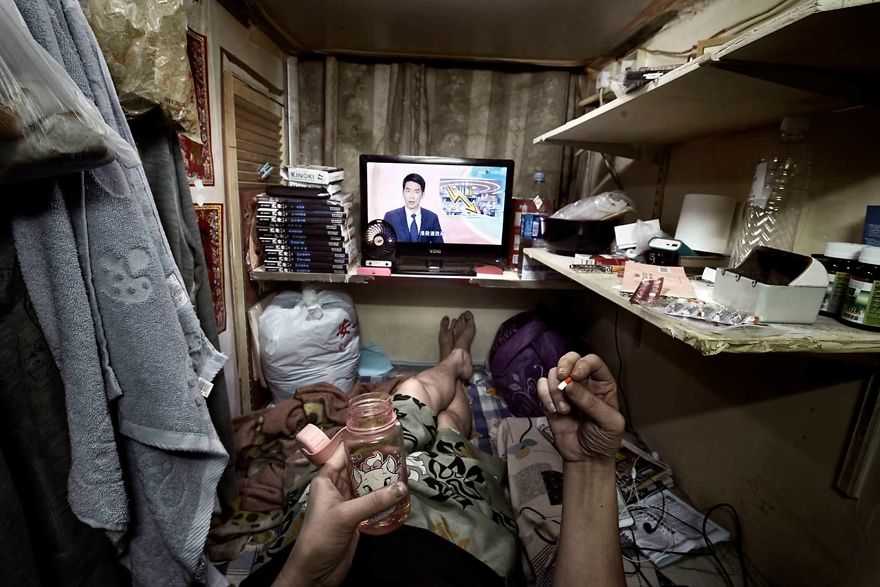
(221, 68, 252, 413)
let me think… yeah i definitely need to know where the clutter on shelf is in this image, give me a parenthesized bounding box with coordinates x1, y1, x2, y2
(256, 164, 358, 274)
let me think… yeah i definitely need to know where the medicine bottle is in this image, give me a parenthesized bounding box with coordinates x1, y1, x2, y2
(813, 242, 864, 316)
(344, 392, 410, 535)
(839, 245, 880, 331)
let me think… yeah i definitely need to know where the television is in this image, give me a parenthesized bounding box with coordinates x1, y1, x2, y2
(359, 154, 515, 272)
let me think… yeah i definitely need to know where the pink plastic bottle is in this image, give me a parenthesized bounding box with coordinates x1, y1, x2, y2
(344, 392, 411, 535)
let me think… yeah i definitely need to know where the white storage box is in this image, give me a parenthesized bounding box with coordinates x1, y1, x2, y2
(714, 247, 828, 324)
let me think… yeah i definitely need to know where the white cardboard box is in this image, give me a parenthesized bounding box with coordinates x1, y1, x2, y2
(714, 249, 828, 324)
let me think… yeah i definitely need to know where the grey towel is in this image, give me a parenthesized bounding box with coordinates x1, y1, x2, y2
(0, 212, 127, 587)
(7, 0, 128, 532)
(11, 0, 229, 583)
(131, 107, 238, 512)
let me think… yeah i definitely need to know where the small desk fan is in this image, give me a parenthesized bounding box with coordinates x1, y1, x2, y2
(363, 219, 397, 268)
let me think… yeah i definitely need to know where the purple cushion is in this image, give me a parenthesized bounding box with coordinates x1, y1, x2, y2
(488, 311, 568, 416)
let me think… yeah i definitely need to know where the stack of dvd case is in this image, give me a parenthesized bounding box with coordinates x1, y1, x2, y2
(258, 165, 358, 273)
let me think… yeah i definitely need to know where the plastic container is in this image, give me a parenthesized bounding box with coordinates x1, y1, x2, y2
(344, 393, 410, 535)
(508, 197, 536, 267)
(731, 117, 812, 266)
(813, 242, 864, 316)
(543, 218, 616, 255)
(839, 246, 880, 331)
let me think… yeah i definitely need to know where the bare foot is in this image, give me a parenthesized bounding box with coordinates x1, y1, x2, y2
(438, 315, 453, 360)
(452, 311, 476, 353)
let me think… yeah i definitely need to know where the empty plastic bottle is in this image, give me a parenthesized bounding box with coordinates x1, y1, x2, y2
(731, 117, 812, 266)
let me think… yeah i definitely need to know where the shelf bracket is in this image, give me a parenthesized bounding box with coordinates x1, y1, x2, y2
(652, 148, 671, 220)
(836, 366, 880, 498)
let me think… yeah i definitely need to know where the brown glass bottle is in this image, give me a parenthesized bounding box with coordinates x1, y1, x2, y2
(344, 392, 411, 535)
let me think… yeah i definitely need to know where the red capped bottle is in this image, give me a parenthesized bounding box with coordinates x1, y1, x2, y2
(344, 392, 411, 534)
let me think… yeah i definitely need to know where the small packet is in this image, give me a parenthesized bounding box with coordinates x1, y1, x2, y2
(569, 264, 622, 274)
(664, 298, 759, 326)
(630, 277, 664, 305)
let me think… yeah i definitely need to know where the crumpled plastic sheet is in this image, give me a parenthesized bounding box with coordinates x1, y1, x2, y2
(0, 0, 138, 182)
(551, 190, 635, 221)
(82, 0, 199, 137)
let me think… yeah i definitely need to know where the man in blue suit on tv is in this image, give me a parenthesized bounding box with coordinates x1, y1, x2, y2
(383, 173, 444, 243)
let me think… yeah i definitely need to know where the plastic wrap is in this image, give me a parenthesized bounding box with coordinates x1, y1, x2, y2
(620, 219, 667, 259)
(0, 0, 138, 182)
(82, 0, 199, 137)
(551, 191, 634, 221)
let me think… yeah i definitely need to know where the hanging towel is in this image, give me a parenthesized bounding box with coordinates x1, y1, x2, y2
(11, 0, 228, 583)
(0, 212, 128, 587)
(131, 106, 238, 513)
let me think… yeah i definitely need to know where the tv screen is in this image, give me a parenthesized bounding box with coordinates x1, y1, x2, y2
(360, 155, 514, 261)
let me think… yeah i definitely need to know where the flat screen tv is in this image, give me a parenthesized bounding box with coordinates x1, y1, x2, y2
(359, 154, 515, 267)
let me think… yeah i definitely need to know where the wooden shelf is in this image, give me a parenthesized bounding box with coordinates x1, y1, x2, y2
(533, 0, 880, 156)
(249, 267, 577, 289)
(250, 269, 355, 284)
(524, 248, 880, 356)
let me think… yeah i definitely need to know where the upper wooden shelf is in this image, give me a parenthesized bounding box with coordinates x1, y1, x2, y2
(533, 0, 880, 156)
(249, 266, 577, 289)
(524, 248, 880, 356)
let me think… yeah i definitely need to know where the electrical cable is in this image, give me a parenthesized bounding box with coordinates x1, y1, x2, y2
(622, 526, 656, 587)
(636, 0, 796, 59)
(642, 489, 667, 533)
(601, 153, 625, 192)
(626, 500, 740, 586)
(707, 0, 797, 42)
(627, 503, 706, 538)
(622, 499, 750, 587)
(614, 307, 635, 429)
(703, 503, 748, 587)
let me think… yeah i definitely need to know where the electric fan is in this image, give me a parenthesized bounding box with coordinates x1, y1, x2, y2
(363, 219, 397, 268)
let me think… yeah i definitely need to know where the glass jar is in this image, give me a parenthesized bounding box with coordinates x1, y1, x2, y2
(813, 242, 864, 316)
(839, 246, 880, 331)
(344, 392, 410, 535)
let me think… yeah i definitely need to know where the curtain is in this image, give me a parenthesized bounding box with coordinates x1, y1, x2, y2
(291, 57, 578, 204)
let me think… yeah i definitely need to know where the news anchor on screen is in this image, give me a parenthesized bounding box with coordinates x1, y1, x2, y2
(383, 173, 444, 243)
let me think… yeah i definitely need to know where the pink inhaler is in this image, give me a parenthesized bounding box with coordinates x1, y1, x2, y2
(295, 424, 344, 467)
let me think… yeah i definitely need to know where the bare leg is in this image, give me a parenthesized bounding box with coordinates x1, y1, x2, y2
(452, 311, 475, 352)
(394, 348, 472, 414)
(437, 379, 472, 437)
(438, 315, 453, 361)
(395, 313, 476, 426)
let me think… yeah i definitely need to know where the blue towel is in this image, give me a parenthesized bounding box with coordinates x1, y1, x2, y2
(11, 0, 229, 583)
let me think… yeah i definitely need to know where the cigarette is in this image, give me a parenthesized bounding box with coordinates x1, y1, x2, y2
(557, 377, 572, 392)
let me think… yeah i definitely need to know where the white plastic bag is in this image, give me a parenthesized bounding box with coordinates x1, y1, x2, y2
(551, 191, 634, 221)
(0, 0, 139, 183)
(622, 219, 667, 259)
(259, 288, 360, 401)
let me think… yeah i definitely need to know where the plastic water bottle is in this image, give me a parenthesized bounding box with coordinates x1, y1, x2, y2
(731, 117, 812, 267)
(344, 393, 410, 535)
(521, 172, 550, 248)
